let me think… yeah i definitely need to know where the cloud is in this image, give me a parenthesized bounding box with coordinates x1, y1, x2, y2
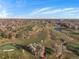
(28, 7, 79, 18)
(0, 4, 11, 18)
(31, 7, 75, 15)
(0, 10, 9, 18)
(0, 4, 2, 8)
(29, 7, 52, 15)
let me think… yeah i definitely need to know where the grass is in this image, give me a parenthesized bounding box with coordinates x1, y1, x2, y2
(0, 49, 35, 59)
(0, 44, 16, 50)
(0, 24, 52, 59)
(0, 24, 79, 59)
(66, 43, 79, 56)
(17, 31, 47, 45)
(71, 32, 79, 35)
(0, 44, 35, 59)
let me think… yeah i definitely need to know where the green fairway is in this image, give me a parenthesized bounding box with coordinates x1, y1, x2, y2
(17, 31, 47, 45)
(71, 32, 79, 35)
(0, 44, 16, 50)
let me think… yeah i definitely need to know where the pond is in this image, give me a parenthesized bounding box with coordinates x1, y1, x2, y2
(71, 32, 79, 35)
(54, 27, 63, 32)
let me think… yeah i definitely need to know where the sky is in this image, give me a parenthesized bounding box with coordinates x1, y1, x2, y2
(0, 0, 79, 19)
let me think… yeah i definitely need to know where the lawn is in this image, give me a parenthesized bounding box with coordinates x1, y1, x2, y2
(17, 31, 48, 45)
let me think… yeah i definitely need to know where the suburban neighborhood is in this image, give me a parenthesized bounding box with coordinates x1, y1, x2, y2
(0, 19, 79, 59)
